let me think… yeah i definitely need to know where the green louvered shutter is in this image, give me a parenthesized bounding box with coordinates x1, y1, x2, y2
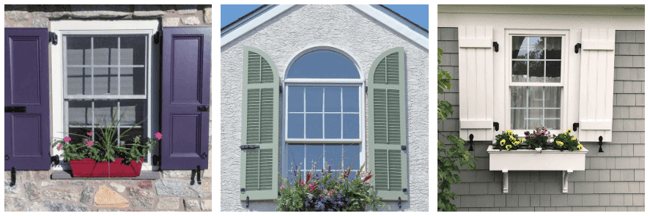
(240, 46, 279, 201)
(368, 47, 408, 201)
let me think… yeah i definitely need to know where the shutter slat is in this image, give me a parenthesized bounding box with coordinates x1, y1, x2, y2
(241, 47, 279, 200)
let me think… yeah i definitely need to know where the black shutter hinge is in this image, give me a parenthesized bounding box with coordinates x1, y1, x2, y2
(51, 155, 60, 166)
(573, 123, 579, 132)
(575, 43, 581, 53)
(246, 196, 250, 208)
(240, 145, 260, 150)
(5, 106, 26, 113)
(154, 31, 161, 44)
(10, 167, 16, 187)
(153, 155, 161, 166)
(403, 188, 407, 192)
(198, 105, 209, 112)
(493, 42, 499, 52)
(468, 134, 474, 151)
(49, 32, 57, 45)
(398, 197, 402, 209)
(401, 145, 406, 151)
(241, 188, 246, 193)
(598, 136, 604, 153)
(493, 122, 499, 131)
(190, 165, 201, 185)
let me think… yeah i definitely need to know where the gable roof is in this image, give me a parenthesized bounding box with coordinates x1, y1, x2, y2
(221, 4, 429, 50)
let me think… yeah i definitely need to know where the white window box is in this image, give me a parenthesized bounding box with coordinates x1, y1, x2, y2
(487, 145, 588, 194)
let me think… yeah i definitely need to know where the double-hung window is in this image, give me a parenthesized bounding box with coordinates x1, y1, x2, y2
(506, 30, 569, 135)
(283, 49, 364, 181)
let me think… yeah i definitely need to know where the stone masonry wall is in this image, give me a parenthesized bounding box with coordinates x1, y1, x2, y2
(4, 5, 212, 212)
(438, 27, 645, 211)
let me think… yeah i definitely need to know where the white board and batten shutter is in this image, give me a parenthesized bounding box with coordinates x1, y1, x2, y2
(458, 26, 495, 141)
(577, 29, 616, 142)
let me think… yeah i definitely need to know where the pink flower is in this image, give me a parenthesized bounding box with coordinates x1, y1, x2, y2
(86, 141, 94, 148)
(57, 144, 62, 150)
(87, 132, 93, 136)
(155, 132, 162, 140)
(530, 135, 535, 138)
(280, 185, 284, 190)
(320, 194, 324, 198)
(64, 137, 71, 143)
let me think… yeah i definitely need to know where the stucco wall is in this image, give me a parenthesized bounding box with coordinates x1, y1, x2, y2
(438, 27, 645, 211)
(221, 5, 429, 211)
(4, 5, 213, 212)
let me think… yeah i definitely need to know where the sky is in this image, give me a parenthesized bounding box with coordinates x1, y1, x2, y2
(221, 4, 429, 31)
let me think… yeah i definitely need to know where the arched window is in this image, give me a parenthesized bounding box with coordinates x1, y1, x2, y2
(283, 48, 364, 182)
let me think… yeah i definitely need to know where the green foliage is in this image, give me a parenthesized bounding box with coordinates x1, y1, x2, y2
(494, 130, 524, 151)
(276, 164, 387, 211)
(52, 107, 158, 163)
(523, 127, 551, 149)
(437, 48, 477, 211)
(551, 129, 583, 151)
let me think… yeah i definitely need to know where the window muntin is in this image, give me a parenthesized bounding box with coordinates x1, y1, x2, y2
(508, 33, 566, 131)
(63, 34, 148, 146)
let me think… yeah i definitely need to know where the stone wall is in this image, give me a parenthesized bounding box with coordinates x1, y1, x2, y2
(438, 27, 645, 211)
(5, 5, 212, 27)
(4, 5, 212, 212)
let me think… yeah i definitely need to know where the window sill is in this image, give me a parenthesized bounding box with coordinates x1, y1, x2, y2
(51, 170, 160, 180)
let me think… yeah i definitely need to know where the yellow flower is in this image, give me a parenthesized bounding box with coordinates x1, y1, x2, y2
(571, 137, 577, 141)
(556, 141, 564, 147)
(506, 145, 512, 151)
(506, 130, 512, 135)
(577, 144, 584, 150)
(500, 139, 506, 146)
(514, 141, 520, 146)
(509, 136, 515, 141)
(566, 129, 572, 135)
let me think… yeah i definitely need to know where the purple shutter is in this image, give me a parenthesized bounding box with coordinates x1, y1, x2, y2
(160, 27, 211, 170)
(4, 28, 51, 170)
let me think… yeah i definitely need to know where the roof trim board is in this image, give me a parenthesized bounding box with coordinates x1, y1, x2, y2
(221, 4, 429, 50)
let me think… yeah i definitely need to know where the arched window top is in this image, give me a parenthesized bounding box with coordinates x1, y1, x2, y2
(286, 49, 360, 79)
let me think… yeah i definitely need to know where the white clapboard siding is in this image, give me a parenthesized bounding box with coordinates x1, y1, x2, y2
(578, 29, 615, 142)
(458, 26, 494, 141)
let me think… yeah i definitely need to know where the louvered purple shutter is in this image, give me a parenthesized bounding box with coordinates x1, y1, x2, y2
(160, 27, 211, 170)
(5, 28, 51, 170)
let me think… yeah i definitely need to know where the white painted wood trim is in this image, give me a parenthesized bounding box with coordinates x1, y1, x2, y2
(50, 20, 159, 171)
(582, 41, 615, 51)
(350, 5, 429, 50)
(221, 5, 295, 47)
(460, 120, 493, 129)
(580, 121, 613, 130)
(458, 38, 492, 48)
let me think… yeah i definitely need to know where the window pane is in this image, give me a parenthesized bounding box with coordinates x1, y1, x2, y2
(305, 145, 323, 170)
(342, 114, 359, 139)
(512, 36, 527, 59)
(69, 101, 93, 126)
(528, 37, 544, 59)
(324, 87, 341, 112)
(343, 144, 360, 170)
(529, 61, 544, 82)
(120, 36, 146, 65)
(94, 101, 118, 126)
(342, 87, 359, 112)
(546, 37, 562, 59)
(93, 37, 118, 65)
(510, 86, 527, 108)
(67, 67, 91, 95)
(528, 87, 544, 108)
(305, 87, 323, 112)
(511, 109, 526, 129)
(546, 61, 561, 83)
(67, 37, 91, 65)
(324, 145, 343, 170)
(94, 67, 118, 95)
(287, 114, 304, 139)
(324, 114, 341, 139)
(119, 100, 146, 127)
(120, 67, 146, 95)
(288, 87, 304, 112)
(544, 87, 562, 108)
(527, 119, 543, 129)
(306, 114, 323, 139)
(286, 50, 360, 79)
(512, 61, 527, 82)
(288, 145, 305, 170)
(529, 109, 543, 119)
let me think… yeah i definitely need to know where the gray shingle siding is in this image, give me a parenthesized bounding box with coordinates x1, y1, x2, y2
(438, 28, 645, 211)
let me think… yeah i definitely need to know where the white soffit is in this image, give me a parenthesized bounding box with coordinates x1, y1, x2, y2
(221, 4, 429, 50)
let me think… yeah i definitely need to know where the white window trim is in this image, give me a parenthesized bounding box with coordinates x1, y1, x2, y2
(280, 46, 366, 180)
(504, 29, 570, 137)
(50, 20, 159, 171)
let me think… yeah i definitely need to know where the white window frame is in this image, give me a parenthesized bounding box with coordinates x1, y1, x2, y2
(505, 29, 570, 136)
(50, 20, 159, 171)
(281, 46, 366, 180)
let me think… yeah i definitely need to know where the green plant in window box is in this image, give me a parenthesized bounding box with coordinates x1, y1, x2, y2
(551, 129, 584, 151)
(52, 107, 159, 164)
(494, 130, 524, 151)
(276, 164, 387, 211)
(524, 127, 551, 151)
